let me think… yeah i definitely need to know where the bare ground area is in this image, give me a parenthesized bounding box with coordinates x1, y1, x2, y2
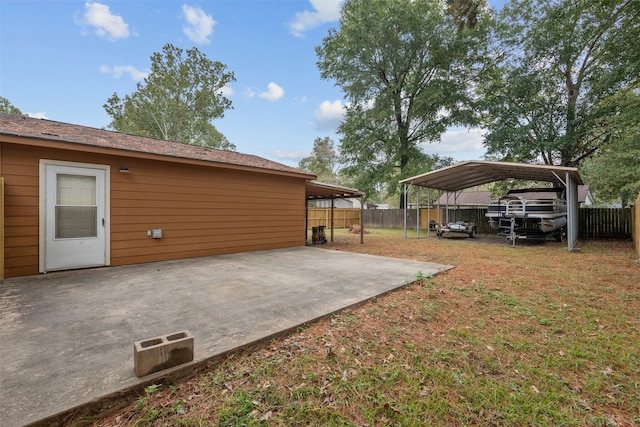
(82, 230, 639, 426)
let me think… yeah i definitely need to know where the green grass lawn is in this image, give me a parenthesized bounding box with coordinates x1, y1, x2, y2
(89, 230, 640, 426)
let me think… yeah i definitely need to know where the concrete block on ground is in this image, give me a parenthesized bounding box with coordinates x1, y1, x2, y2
(134, 330, 194, 377)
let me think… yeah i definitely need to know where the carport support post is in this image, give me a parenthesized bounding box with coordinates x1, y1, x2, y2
(403, 183, 408, 239)
(427, 188, 431, 237)
(360, 193, 364, 244)
(445, 191, 450, 223)
(416, 186, 421, 238)
(566, 171, 579, 252)
(305, 200, 308, 243)
(330, 198, 335, 243)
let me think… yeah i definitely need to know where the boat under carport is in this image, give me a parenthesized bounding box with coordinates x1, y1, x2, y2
(399, 160, 584, 251)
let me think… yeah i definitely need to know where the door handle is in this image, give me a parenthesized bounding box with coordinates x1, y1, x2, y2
(102, 218, 105, 227)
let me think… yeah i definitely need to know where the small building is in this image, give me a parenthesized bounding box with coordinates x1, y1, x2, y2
(314, 198, 356, 209)
(365, 203, 394, 209)
(0, 113, 316, 279)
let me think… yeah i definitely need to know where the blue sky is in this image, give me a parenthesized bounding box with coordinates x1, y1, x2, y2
(0, 0, 499, 167)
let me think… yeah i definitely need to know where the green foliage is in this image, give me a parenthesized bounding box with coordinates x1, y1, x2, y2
(104, 43, 236, 150)
(136, 384, 160, 410)
(480, 0, 640, 167)
(298, 137, 340, 183)
(581, 84, 640, 206)
(415, 270, 433, 284)
(144, 384, 160, 394)
(134, 384, 188, 425)
(0, 96, 22, 115)
(582, 134, 640, 207)
(316, 0, 489, 206)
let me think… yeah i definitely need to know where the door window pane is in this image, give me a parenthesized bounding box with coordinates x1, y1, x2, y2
(57, 174, 96, 205)
(55, 174, 98, 239)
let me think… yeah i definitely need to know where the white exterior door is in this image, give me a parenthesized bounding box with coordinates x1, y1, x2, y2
(44, 164, 107, 272)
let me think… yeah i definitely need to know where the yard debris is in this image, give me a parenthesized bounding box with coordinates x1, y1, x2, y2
(349, 224, 368, 234)
(259, 410, 273, 421)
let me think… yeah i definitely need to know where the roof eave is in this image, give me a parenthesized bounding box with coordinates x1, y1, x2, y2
(0, 131, 316, 180)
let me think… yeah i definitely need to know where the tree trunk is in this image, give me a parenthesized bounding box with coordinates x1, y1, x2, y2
(563, 65, 579, 166)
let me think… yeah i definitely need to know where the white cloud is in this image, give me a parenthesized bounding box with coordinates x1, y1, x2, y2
(271, 149, 309, 163)
(258, 82, 285, 101)
(76, 2, 129, 41)
(289, 0, 344, 37)
(182, 5, 215, 44)
(420, 128, 487, 161)
(217, 85, 234, 97)
(314, 99, 346, 130)
(26, 112, 48, 119)
(99, 65, 148, 81)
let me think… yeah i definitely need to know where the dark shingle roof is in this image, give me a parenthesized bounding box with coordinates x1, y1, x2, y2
(0, 112, 314, 178)
(436, 187, 591, 206)
(438, 191, 492, 206)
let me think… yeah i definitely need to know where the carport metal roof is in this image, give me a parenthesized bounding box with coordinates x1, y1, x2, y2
(400, 160, 583, 191)
(305, 180, 365, 244)
(305, 180, 365, 200)
(399, 161, 583, 251)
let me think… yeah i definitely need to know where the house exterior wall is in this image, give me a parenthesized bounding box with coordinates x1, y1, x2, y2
(1, 142, 306, 278)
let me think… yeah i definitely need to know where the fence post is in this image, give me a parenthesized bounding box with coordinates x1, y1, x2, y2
(631, 193, 640, 258)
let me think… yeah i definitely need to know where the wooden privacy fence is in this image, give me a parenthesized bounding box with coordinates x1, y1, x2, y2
(363, 208, 494, 233)
(364, 209, 414, 229)
(307, 208, 361, 229)
(579, 207, 632, 238)
(310, 207, 635, 238)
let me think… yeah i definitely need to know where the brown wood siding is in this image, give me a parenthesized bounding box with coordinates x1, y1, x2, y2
(2, 145, 40, 277)
(109, 155, 306, 266)
(0, 177, 4, 282)
(1, 142, 306, 278)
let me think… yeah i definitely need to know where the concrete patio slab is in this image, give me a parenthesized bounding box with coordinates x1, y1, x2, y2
(0, 246, 452, 426)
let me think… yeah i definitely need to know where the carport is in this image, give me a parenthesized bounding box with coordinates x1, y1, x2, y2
(305, 180, 365, 244)
(399, 161, 584, 251)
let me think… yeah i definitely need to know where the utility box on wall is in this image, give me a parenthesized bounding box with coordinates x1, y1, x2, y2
(147, 229, 163, 239)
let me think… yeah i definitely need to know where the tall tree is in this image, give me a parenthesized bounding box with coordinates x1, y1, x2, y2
(0, 97, 22, 115)
(316, 0, 489, 207)
(582, 134, 640, 207)
(104, 43, 236, 150)
(480, 0, 640, 167)
(298, 137, 340, 183)
(580, 84, 640, 206)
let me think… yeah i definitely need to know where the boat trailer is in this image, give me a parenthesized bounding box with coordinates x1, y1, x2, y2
(498, 214, 563, 247)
